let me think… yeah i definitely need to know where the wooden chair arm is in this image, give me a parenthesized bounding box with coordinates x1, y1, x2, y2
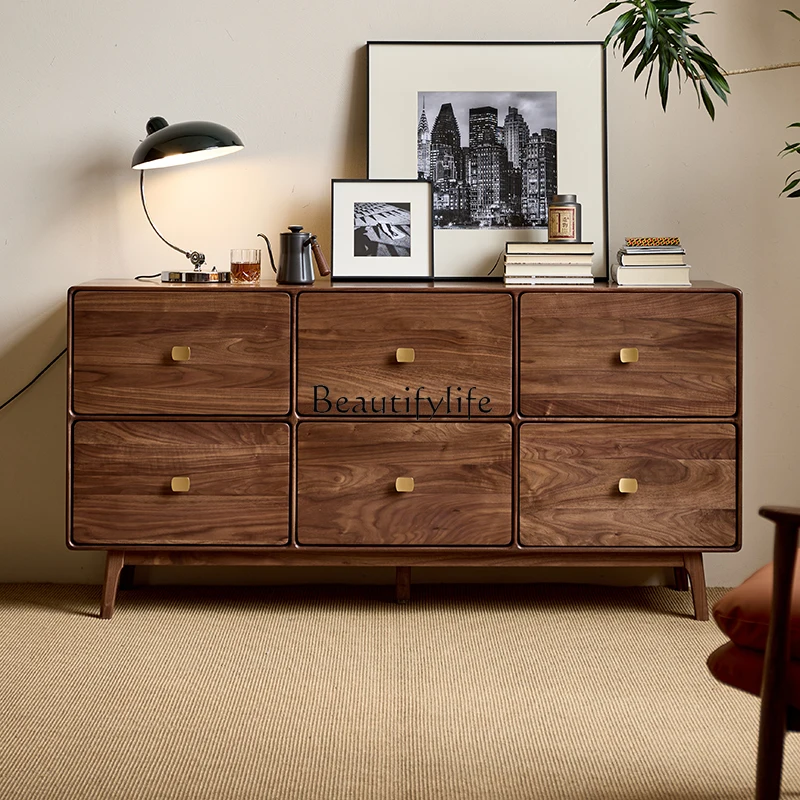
(756, 506, 800, 798)
(759, 506, 800, 527)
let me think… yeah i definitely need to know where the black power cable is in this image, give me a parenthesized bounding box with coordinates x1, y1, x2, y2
(0, 348, 67, 412)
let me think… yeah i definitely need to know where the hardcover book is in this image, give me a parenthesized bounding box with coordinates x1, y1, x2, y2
(505, 254, 594, 266)
(611, 264, 691, 286)
(618, 252, 686, 266)
(504, 263, 594, 277)
(505, 241, 594, 255)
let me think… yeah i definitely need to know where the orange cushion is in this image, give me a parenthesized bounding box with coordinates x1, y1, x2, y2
(707, 641, 800, 708)
(712, 560, 800, 657)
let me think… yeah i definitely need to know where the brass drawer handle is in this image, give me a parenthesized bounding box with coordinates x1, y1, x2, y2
(395, 347, 415, 363)
(171, 476, 191, 493)
(395, 477, 415, 493)
(618, 478, 639, 494)
(619, 347, 639, 363)
(171, 346, 191, 362)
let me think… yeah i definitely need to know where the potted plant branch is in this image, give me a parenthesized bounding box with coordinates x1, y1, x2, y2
(591, 1, 800, 196)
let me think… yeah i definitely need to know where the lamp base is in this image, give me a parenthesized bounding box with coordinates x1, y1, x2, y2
(161, 269, 231, 283)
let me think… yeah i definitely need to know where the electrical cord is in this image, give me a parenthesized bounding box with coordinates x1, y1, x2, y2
(135, 273, 161, 280)
(0, 348, 67, 412)
(486, 250, 503, 276)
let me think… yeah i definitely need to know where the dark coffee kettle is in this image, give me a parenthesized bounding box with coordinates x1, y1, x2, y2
(258, 225, 330, 285)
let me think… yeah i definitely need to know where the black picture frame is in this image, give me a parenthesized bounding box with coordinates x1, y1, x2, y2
(367, 41, 609, 280)
(330, 178, 434, 280)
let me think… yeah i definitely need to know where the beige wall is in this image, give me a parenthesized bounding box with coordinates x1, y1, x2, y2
(1, 0, 797, 588)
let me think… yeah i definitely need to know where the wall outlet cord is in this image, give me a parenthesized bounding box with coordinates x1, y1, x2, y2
(0, 348, 67, 412)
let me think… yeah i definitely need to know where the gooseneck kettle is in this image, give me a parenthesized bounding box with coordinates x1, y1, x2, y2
(258, 225, 330, 285)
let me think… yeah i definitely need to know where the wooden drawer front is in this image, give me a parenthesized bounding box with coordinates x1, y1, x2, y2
(71, 291, 291, 415)
(519, 423, 737, 548)
(297, 293, 513, 417)
(71, 421, 290, 546)
(519, 292, 737, 417)
(297, 422, 512, 545)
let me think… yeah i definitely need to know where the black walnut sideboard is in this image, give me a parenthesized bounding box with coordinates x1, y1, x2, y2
(67, 280, 742, 619)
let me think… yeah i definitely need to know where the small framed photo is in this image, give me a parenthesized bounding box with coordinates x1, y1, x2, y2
(331, 179, 433, 279)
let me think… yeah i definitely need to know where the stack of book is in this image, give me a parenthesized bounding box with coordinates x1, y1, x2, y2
(503, 241, 595, 285)
(611, 237, 691, 286)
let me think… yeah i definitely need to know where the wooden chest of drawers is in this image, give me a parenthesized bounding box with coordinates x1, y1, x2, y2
(67, 280, 741, 619)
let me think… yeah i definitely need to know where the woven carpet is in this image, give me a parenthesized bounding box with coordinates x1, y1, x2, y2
(1, 582, 797, 800)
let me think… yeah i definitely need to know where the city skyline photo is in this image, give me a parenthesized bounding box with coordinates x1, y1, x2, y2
(417, 91, 558, 230)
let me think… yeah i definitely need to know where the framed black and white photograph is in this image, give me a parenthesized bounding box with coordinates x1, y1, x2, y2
(331, 179, 433, 279)
(367, 41, 608, 279)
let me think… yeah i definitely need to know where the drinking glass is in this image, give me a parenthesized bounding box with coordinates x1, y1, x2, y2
(230, 249, 261, 283)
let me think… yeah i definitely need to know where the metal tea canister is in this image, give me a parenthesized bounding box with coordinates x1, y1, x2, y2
(548, 194, 582, 243)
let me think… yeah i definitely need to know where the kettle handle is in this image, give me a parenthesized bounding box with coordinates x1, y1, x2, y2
(257, 233, 277, 273)
(309, 235, 331, 277)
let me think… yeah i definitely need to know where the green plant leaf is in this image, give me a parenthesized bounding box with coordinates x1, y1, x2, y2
(589, 1, 625, 22)
(593, 0, 730, 119)
(780, 8, 800, 22)
(658, 52, 670, 110)
(698, 82, 715, 120)
(604, 8, 638, 46)
(781, 178, 800, 194)
(622, 40, 646, 69)
(643, 1, 659, 32)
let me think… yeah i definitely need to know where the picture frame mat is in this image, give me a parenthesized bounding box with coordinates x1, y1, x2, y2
(367, 41, 607, 279)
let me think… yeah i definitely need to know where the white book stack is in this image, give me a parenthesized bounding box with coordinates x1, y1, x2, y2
(503, 241, 595, 285)
(612, 239, 691, 286)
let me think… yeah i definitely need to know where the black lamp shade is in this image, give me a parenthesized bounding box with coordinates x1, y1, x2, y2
(131, 117, 244, 170)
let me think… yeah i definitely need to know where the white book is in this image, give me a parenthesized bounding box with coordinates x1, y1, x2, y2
(505, 276, 595, 285)
(611, 263, 692, 286)
(506, 241, 594, 255)
(504, 263, 594, 277)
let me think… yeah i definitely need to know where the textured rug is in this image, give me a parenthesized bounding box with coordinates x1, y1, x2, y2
(0, 583, 796, 799)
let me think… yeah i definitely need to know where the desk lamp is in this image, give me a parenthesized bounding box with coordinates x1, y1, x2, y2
(131, 116, 244, 283)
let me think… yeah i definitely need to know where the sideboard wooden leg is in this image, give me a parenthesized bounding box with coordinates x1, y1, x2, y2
(119, 565, 136, 590)
(395, 567, 411, 604)
(683, 553, 708, 621)
(672, 566, 690, 591)
(100, 551, 125, 619)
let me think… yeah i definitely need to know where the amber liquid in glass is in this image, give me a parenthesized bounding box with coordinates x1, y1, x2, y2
(231, 261, 261, 283)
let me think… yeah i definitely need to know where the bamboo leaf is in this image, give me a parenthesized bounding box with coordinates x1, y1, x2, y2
(658, 55, 670, 110)
(634, 52, 653, 81)
(706, 73, 731, 103)
(699, 81, 716, 120)
(595, 0, 729, 119)
(605, 9, 637, 47)
(780, 8, 800, 22)
(622, 40, 646, 69)
(643, 0, 659, 30)
(644, 62, 656, 97)
(781, 178, 800, 194)
(589, 1, 625, 22)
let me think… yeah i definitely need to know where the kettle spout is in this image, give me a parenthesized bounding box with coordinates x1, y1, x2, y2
(257, 233, 277, 273)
